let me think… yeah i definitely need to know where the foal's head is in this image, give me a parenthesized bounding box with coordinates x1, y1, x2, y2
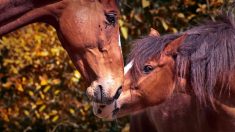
(118, 34, 187, 117)
(57, 0, 123, 105)
(95, 30, 187, 119)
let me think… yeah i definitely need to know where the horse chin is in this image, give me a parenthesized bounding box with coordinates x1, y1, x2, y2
(92, 102, 117, 120)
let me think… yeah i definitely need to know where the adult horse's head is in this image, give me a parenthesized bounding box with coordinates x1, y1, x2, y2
(56, 0, 124, 104)
(1, 0, 123, 108)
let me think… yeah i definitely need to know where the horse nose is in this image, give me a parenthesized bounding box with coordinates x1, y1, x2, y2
(94, 85, 122, 104)
(114, 86, 122, 99)
(94, 85, 104, 103)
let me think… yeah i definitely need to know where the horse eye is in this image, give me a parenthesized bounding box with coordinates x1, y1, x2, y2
(143, 65, 154, 74)
(105, 13, 117, 26)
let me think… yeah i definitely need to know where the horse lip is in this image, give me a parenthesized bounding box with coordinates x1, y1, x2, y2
(94, 98, 114, 105)
(92, 85, 122, 105)
(112, 101, 120, 117)
(112, 108, 120, 117)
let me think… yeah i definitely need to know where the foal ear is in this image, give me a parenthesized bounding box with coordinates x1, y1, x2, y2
(164, 34, 187, 56)
(149, 28, 160, 37)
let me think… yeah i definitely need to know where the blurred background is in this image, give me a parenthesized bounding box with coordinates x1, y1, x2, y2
(0, 0, 230, 131)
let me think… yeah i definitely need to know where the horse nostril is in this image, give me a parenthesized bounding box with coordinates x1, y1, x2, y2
(100, 105, 106, 108)
(98, 85, 103, 90)
(94, 85, 103, 102)
(98, 109, 102, 114)
(114, 86, 122, 99)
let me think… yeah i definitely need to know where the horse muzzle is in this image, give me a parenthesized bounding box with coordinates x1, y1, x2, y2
(86, 81, 122, 105)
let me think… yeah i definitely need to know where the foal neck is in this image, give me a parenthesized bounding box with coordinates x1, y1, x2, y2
(0, 0, 67, 36)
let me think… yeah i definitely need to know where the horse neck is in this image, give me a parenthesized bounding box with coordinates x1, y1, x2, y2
(0, 0, 67, 36)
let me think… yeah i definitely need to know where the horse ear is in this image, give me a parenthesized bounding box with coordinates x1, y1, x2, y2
(149, 28, 160, 36)
(164, 34, 187, 55)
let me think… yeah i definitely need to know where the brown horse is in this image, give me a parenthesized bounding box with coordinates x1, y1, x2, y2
(0, 0, 124, 107)
(97, 13, 235, 131)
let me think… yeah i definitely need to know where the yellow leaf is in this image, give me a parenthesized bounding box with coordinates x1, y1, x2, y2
(54, 90, 60, 95)
(52, 115, 59, 122)
(35, 111, 40, 119)
(49, 110, 58, 116)
(16, 84, 24, 92)
(36, 100, 43, 105)
(84, 104, 90, 111)
(39, 51, 49, 57)
(80, 109, 85, 116)
(121, 27, 128, 40)
(39, 91, 45, 99)
(177, 13, 185, 19)
(142, 0, 150, 8)
(134, 14, 143, 23)
(71, 77, 79, 83)
(2, 114, 10, 122)
(28, 91, 34, 97)
(187, 14, 196, 20)
(118, 19, 124, 27)
(52, 79, 61, 85)
(171, 27, 178, 33)
(31, 103, 37, 110)
(36, 84, 41, 90)
(43, 113, 50, 120)
(39, 105, 46, 112)
(74, 70, 81, 79)
(3, 82, 12, 89)
(11, 67, 18, 74)
(39, 75, 48, 86)
(40, 80, 48, 86)
(160, 19, 169, 30)
(43, 85, 51, 93)
(22, 77, 26, 82)
(24, 110, 30, 116)
(69, 108, 75, 115)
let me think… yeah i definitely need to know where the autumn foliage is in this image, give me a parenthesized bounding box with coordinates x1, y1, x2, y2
(0, 0, 229, 131)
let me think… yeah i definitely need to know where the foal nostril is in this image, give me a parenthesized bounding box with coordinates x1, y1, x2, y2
(100, 105, 106, 108)
(94, 85, 103, 102)
(114, 86, 122, 99)
(97, 109, 102, 114)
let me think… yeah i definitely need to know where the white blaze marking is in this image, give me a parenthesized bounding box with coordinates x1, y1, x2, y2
(118, 33, 123, 55)
(124, 60, 133, 75)
(118, 34, 122, 47)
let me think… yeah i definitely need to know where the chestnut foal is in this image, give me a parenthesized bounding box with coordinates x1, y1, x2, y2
(99, 13, 235, 132)
(0, 0, 124, 111)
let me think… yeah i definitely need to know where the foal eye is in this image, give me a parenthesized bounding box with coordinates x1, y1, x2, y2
(143, 65, 154, 74)
(105, 13, 117, 26)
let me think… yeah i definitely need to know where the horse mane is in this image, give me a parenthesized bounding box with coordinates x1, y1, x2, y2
(128, 12, 235, 105)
